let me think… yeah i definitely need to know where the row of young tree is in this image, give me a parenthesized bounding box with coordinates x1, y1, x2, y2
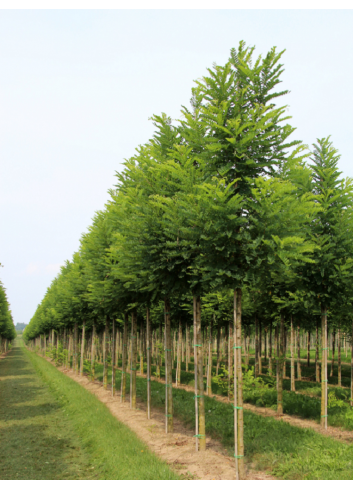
(0, 276, 16, 352)
(23, 42, 353, 479)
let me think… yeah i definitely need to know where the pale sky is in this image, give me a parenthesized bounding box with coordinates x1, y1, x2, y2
(1, 9, 353, 324)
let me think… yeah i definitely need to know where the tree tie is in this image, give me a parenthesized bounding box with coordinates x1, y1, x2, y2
(233, 405, 243, 410)
(193, 434, 205, 438)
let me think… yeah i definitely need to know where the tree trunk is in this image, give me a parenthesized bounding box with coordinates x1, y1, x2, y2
(185, 325, 189, 373)
(207, 320, 213, 396)
(140, 330, 144, 375)
(80, 321, 85, 376)
(277, 315, 284, 416)
(338, 327, 341, 387)
(351, 321, 353, 408)
(297, 324, 301, 380)
(176, 320, 182, 386)
(103, 318, 109, 389)
(268, 321, 273, 376)
(255, 316, 259, 378)
(194, 295, 206, 450)
(315, 318, 320, 383)
(321, 305, 328, 429)
(146, 308, 151, 419)
(91, 324, 96, 380)
(259, 320, 262, 375)
(164, 298, 173, 432)
(330, 329, 336, 377)
(73, 323, 78, 373)
(112, 318, 116, 396)
(307, 331, 310, 368)
(216, 322, 220, 376)
(121, 313, 128, 402)
(290, 315, 295, 391)
(228, 321, 233, 400)
(234, 288, 244, 479)
(130, 309, 137, 409)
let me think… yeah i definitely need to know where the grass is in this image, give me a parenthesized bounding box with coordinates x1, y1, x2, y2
(89, 363, 353, 479)
(0, 340, 179, 480)
(81, 350, 353, 432)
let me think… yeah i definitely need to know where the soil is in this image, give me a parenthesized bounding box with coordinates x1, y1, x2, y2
(54, 362, 275, 481)
(46, 356, 353, 480)
(121, 367, 353, 445)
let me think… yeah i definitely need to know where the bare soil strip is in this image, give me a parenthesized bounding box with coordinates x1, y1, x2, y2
(122, 367, 353, 446)
(51, 361, 274, 480)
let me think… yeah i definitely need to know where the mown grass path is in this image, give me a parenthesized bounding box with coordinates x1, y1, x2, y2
(0, 342, 94, 479)
(0, 341, 178, 480)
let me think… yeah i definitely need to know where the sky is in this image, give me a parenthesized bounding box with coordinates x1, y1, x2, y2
(1, 9, 353, 324)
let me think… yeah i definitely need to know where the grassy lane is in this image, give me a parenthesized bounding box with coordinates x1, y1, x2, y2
(0, 341, 178, 480)
(90, 364, 353, 479)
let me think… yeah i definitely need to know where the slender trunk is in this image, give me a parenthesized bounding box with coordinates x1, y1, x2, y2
(321, 305, 328, 429)
(103, 318, 109, 389)
(330, 329, 336, 377)
(228, 321, 233, 400)
(146, 308, 151, 419)
(73, 323, 78, 373)
(307, 331, 311, 368)
(338, 327, 341, 387)
(296, 324, 301, 380)
(277, 315, 284, 415)
(255, 316, 259, 378)
(111, 319, 116, 396)
(193, 300, 199, 452)
(186, 325, 189, 373)
(158, 323, 162, 378)
(290, 315, 295, 391)
(207, 320, 213, 396)
(91, 324, 96, 380)
(194, 295, 205, 450)
(283, 327, 287, 379)
(259, 320, 262, 375)
(140, 329, 144, 375)
(351, 321, 353, 408)
(80, 321, 85, 376)
(121, 313, 128, 402)
(235, 288, 244, 479)
(115, 329, 119, 368)
(216, 322, 220, 376)
(316, 318, 320, 383)
(176, 320, 182, 386)
(275, 322, 279, 390)
(164, 298, 173, 432)
(268, 321, 273, 376)
(130, 309, 137, 409)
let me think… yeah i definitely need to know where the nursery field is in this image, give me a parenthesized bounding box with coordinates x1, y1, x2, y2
(19, 42, 353, 481)
(28, 344, 353, 480)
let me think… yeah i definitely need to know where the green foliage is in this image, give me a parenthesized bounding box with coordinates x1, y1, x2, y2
(0, 280, 16, 342)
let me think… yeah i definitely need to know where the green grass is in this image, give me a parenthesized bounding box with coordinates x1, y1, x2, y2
(0, 340, 179, 480)
(86, 352, 353, 432)
(90, 364, 353, 479)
